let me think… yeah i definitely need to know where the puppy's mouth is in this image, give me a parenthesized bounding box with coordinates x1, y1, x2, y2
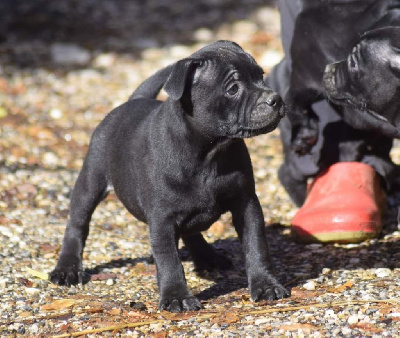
(323, 63, 390, 124)
(220, 104, 285, 138)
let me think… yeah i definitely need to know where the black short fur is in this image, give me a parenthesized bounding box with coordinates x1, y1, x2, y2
(49, 41, 289, 312)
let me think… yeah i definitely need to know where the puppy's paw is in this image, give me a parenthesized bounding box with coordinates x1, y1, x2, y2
(159, 296, 202, 313)
(250, 276, 290, 302)
(49, 266, 84, 286)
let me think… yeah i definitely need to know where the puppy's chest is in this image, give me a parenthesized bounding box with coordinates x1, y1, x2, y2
(172, 169, 244, 233)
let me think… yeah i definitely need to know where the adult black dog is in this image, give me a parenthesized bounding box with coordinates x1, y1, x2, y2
(49, 41, 289, 312)
(268, 0, 399, 206)
(284, 0, 394, 155)
(324, 26, 400, 137)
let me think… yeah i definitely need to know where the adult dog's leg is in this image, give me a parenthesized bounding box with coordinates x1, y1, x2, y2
(50, 160, 108, 286)
(232, 195, 290, 301)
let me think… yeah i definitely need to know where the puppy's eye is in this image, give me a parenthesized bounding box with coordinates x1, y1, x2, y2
(226, 84, 239, 96)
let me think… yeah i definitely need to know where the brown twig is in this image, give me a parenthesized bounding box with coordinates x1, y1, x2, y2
(52, 298, 399, 337)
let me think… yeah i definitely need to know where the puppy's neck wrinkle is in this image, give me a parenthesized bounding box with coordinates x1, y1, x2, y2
(158, 100, 234, 164)
(167, 99, 222, 143)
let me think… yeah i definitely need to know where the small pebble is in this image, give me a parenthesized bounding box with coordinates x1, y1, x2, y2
(303, 280, 316, 291)
(375, 268, 392, 278)
(347, 314, 359, 325)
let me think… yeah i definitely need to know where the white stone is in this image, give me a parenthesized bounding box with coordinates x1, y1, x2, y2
(42, 152, 58, 166)
(0, 226, 13, 237)
(50, 109, 63, 119)
(341, 327, 352, 335)
(25, 287, 41, 295)
(255, 318, 270, 325)
(347, 314, 359, 325)
(303, 280, 316, 291)
(93, 53, 116, 68)
(375, 268, 392, 278)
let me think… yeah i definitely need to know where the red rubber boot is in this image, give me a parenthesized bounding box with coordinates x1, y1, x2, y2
(291, 162, 385, 243)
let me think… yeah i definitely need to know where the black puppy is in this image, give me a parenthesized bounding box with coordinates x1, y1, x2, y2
(324, 26, 400, 137)
(285, 0, 391, 155)
(49, 41, 289, 312)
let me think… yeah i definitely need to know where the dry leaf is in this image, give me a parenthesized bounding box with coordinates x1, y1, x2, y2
(210, 312, 240, 325)
(127, 311, 150, 319)
(379, 306, 400, 315)
(335, 281, 354, 292)
(41, 298, 80, 311)
(108, 307, 122, 316)
(26, 267, 49, 280)
(59, 323, 72, 332)
(224, 312, 240, 324)
(241, 294, 250, 302)
(152, 331, 167, 338)
(16, 183, 37, 195)
(291, 287, 322, 299)
(39, 243, 59, 253)
(17, 277, 33, 287)
(130, 263, 156, 277)
(326, 280, 354, 293)
(350, 323, 383, 333)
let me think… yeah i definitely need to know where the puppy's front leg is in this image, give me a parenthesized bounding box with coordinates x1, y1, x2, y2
(150, 222, 202, 312)
(232, 195, 290, 301)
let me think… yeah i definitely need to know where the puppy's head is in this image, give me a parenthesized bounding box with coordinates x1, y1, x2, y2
(323, 27, 400, 133)
(164, 41, 285, 138)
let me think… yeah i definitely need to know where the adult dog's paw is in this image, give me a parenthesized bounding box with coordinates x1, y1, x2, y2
(49, 266, 84, 286)
(291, 115, 319, 155)
(250, 276, 290, 302)
(159, 296, 202, 313)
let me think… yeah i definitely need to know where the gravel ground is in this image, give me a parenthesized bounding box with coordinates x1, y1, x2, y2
(1, 1, 400, 336)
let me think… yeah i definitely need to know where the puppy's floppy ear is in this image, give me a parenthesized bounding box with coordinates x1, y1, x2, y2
(164, 58, 202, 101)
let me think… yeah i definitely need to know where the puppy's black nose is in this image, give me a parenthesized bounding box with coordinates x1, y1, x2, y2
(266, 93, 282, 108)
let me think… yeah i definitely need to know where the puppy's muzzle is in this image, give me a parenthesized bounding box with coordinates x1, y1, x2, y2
(250, 92, 285, 125)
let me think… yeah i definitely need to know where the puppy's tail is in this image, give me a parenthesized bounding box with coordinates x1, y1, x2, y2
(129, 64, 174, 100)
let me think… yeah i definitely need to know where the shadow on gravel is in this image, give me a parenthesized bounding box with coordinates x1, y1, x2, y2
(83, 216, 400, 302)
(85, 256, 155, 276)
(0, 0, 277, 68)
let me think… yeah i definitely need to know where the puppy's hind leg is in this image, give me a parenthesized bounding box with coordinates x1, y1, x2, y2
(50, 159, 109, 286)
(181, 233, 232, 272)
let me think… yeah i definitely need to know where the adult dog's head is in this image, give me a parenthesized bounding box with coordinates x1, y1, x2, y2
(164, 40, 285, 139)
(323, 27, 400, 137)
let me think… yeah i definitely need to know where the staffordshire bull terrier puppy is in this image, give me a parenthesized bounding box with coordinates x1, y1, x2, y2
(285, 0, 391, 155)
(49, 41, 289, 312)
(324, 26, 400, 137)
